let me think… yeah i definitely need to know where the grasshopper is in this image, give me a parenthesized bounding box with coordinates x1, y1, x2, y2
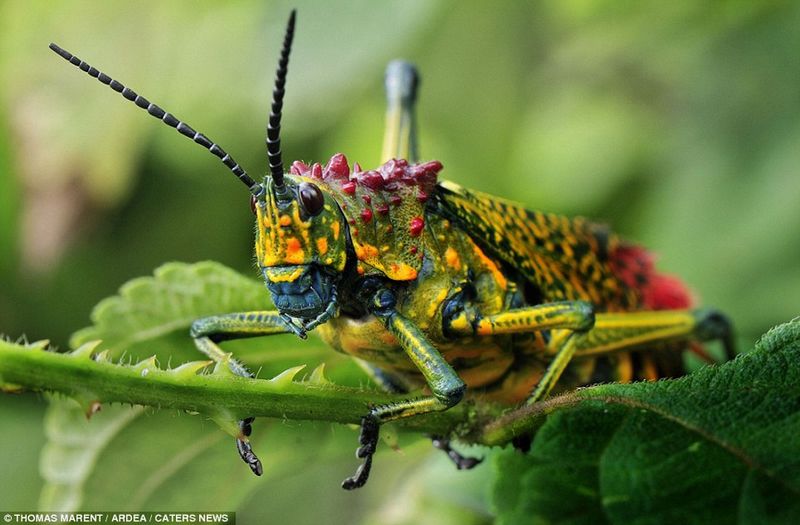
(51, 10, 734, 490)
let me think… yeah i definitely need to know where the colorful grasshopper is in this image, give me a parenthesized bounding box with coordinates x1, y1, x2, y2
(51, 10, 734, 489)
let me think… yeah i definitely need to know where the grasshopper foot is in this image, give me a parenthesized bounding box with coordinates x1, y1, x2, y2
(431, 436, 483, 470)
(342, 415, 379, 490)
(236, 417, 263, 476)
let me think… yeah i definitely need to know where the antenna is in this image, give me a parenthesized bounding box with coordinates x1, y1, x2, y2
(49, 43, 260, 195)
(266, 9, 297, 191)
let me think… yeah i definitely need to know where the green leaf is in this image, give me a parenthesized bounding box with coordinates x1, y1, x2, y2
(490, 318, 800, 525)
(69, 261, 270, 362)
(39, 397, 144, 511)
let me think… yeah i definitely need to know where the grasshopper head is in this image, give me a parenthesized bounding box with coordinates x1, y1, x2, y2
(252, 174, 347, 326)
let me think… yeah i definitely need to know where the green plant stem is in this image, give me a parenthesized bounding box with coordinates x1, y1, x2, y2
(0, 340, 501, 439)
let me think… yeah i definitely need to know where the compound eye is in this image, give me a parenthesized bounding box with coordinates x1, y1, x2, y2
(298, 182, 324, 217)
(250, 195, 258, 215)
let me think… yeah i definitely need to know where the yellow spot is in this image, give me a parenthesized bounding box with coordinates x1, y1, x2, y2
(448, 315, 470, 333)
(445, 247, 461, 271)
(316, 237, 328, 255)
(381, 245, 390, 252)
(427, 289, 449, 318)
(331, 221, 341, 240)
(285, 237, 304, 264)
(357, 264, 365, 275)
(279, 215, 292, 227)
(389, 263, 418, 281)
(263, 266, 305, 283)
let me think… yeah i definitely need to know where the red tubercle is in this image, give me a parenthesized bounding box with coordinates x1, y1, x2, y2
(323, 153, 350, 180)
(353, 162, 362, 173)
(341, 181, 357, 195)
(417, 190, 429, 203)
(361, 195, 372, 205)
(409, 246, 418, 255)
(290, 160, 309, 176)
(357, 171, 385, 190)
(409, 217, 424, 237)
(311, 163, 323, 179)
(390, 195, 402, 206)
(376, 203, 389, 215)
(360, 209, 373, 223)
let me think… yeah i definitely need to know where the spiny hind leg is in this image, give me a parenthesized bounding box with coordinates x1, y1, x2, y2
(191, 311, 290, 476)
(528, 307, 735, 406)
(572, 308, 735, 363)
(357, 361, 482, 471)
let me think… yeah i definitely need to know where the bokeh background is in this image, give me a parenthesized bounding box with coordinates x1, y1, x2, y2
(1, 1, 798, 522)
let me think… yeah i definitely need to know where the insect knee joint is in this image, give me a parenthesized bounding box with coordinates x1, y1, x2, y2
(190, 318, 210, 339)
(573, 301, 595, 332)
(436, 381, 466, 408)
(693, 308, 732, 341)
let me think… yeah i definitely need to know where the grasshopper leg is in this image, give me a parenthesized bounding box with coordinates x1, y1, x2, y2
(357, 361, 482, 470)
(342, 289, 467, 490)
(531, 307, 735, 407)
(431, 436, 483, 470)
(191, 311, 290, 475)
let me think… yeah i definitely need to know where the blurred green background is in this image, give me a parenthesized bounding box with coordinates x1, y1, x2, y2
(1, 0, 798, 522)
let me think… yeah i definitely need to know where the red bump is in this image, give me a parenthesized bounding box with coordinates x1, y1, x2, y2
(311, 163, 323, 179)
(409, 246, 418, 255)
(376, 203, 389, 215)
(342, 181, 357, 195)
(353, 162, 362, 173)
(417, 190, 429, 203)
(409, 217, 424, 237)
(360, 209, 373, 223)
(390, 195, 402, 206)
(290, 160, 309, 175)
(359, 171, 385, 190)
(419, 160, 443, 175)
(361, 194, 372, 205)
(324, 153, 350, 180)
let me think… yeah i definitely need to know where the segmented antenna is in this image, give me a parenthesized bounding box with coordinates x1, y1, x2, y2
(266, 9, 297, 190)
(48, 43, 260, 195)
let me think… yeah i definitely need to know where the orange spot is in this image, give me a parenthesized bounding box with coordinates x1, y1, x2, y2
(331, 221, 341, 240)
(357, 264, 365, 275)
(285, 237, 304, 264)
(279, 215, 292, 227)
(355, 243, 379, 261)
(316, 237, 328, 255)
(445, 247, 461, 271)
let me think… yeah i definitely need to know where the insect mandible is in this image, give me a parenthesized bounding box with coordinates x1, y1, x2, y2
(50, 10, 735, 490)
